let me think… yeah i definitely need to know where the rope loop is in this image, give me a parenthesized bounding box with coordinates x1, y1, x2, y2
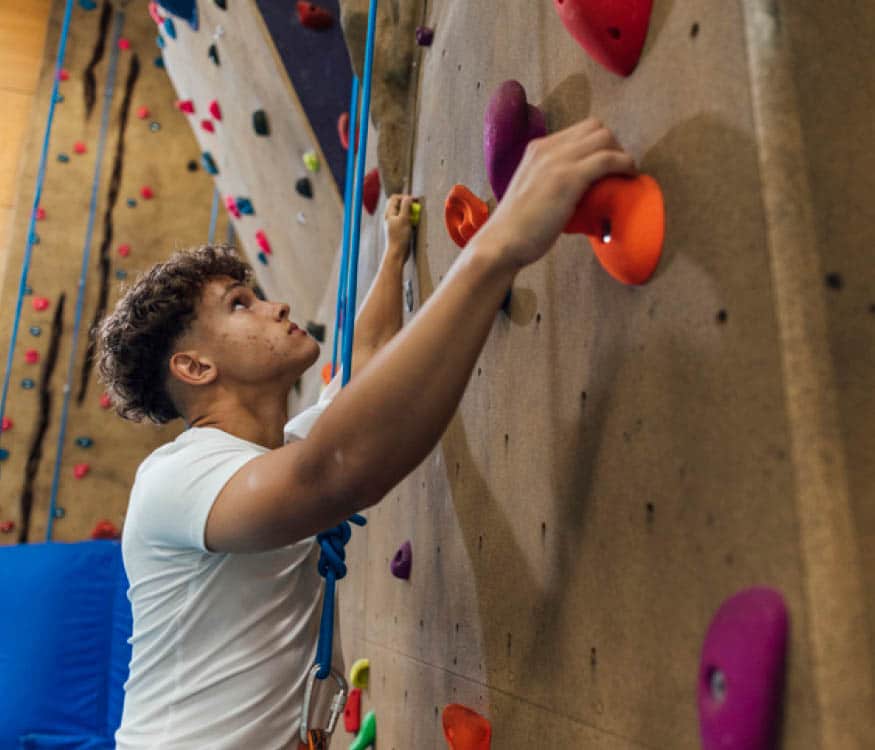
(316, 514, 366, 581)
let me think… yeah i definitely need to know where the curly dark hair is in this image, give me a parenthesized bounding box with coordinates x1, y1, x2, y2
(96, 244, 254, 424)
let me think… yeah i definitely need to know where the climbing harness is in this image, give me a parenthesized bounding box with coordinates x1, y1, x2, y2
(300, 0, 380, 742)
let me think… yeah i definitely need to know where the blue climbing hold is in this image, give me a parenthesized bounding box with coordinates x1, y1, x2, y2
(55, 93, 65, 104)
(163, 18, 176, 39)
(29, 326, 41, 336)
(127, 198, 137, 207)
(0, 448, 9, 461)
(75, 436, 94, 448)
(157, 0, 199, 30)
(236, 197, 254, 215)
(21, 379, 35, 390)
(154, 55, 165, 69)
(31, 232, 40, 246)
(57, 153, 70, 163)
(78, 0, 97, 9)
(201, 152, 219, 174)
(156, 34, 165, 49)
(116, 269, 127, 280)
(257, 252, 268, 265)
(23, 286, 32, 295)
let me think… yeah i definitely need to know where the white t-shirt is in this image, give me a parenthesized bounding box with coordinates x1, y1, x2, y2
(115, 374, 346, 750)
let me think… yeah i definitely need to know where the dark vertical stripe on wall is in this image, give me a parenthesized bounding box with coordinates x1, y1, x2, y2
(83, 0, 113, 119)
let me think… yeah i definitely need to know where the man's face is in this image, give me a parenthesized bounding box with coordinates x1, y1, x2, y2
(182, 275, 320, 391)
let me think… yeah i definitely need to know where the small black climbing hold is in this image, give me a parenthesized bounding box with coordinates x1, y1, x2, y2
(208, 43, 220, 65)
(187, 159, 198, 172)
(253, 109, 270, 136)
(306, 321, 326, 342)
(295, 177, 313, 198)
(716, 309, 728, 323)
(214, 0, 227, 8)
(825, 272, 843, 290)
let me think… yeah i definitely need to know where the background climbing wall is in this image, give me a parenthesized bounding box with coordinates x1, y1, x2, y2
(332, 1, 875, 748)
(0, 0, 228, 544)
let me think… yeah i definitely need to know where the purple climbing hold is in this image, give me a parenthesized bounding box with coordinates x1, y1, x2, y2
(698, 587, 788, 750)
(390, 540, 412, 579)
(483, 80, 546, 202)
(415, 26, 434, 46)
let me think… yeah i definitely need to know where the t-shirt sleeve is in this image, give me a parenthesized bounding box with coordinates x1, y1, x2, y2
(283, 366, 344, 444)
(134, 436, 261, 553)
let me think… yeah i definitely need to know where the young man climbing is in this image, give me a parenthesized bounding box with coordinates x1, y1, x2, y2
(101, 116, 636, 749)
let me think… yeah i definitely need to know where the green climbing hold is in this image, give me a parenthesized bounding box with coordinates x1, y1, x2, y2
(208, 43, 220, 65)
(295, 177, 313, 198)
(349, 710, 376, 750)
(257, 252, 268, 265)
(253, 109, 270, 136)
(57, 153, 70, 163)
(410, 201, 422, 227)
(201, 152, 219, 175)
(303, 150, 320, 173)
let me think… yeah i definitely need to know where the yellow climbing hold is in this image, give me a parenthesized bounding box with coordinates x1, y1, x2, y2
(410, 201, 421, 227)
(303, 150, 320, 173)
(350, 658, 370, 689)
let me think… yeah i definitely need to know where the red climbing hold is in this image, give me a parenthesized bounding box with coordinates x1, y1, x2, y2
(117, 243, 131, 257)
(444, 185, 489, 249)
(0, 521, 14, 534)
(24, 350, 39, 365)
(1, 416, 12, 431)
(73, 463, 90, 479)
(362, 168, 380, 215)
(209, 99, 222, 120)
(201, 119, 215, 133)
(58, 69, 70, 82)
(91, 519, 120, 540)
(337, 111, 359, 151)
(344, 688, 362, 733)
(442, 704, 492, 750)
(140, 186, 154, 200)
(99, 392, 113, 409)
(552, 0, 653, 77)
(136, 105, 150, 119)
(36, 207, 46, 220)
(255, 229, 272, 255)
(118, 37, 131, 51)
(297, 2, 334, 30)
(225, 195, 241, 219)
(73, 141, 87, 155)
(148, 1, 164, 25)
(175, 99, 195, 114)
(32, 297, 50, 312)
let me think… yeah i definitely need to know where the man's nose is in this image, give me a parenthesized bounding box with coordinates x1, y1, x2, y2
(274, 303, 290, 321)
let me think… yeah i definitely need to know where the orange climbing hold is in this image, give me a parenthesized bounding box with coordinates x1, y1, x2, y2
(444, 185, 489, 249)
(321, 362, 333, 384)
(362, 168, 380, 215)
(91, 520, 120, 539)
(442, 704, 492, 750)
(297, 2, 334, 30)
(564, 174, 665, 285)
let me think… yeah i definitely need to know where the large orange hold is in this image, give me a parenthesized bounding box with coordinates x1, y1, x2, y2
(444, 185, 490, 249)
(564, 173, 664, 285)
(442, 704, 491, 750)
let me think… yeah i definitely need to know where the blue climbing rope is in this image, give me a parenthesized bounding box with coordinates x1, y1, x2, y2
(330, 76, 360, 378)
(208, 187, 220, 244)
(0, 0, 76, 480)
(45, 9, 126, 540)
(313, 0, 380, 681)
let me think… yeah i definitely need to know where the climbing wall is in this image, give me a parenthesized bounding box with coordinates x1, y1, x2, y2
(0, 0, 226, 543)
(332, 1, 875, 748)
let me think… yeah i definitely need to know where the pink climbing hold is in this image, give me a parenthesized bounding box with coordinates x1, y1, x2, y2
(209, 99, 222, 120)
(362, 168, 380, 215)
(73, 463, 90, 480)
(344, 687, 362, 733)
(225, 195, 241, 219)
(24, 350, 40, 365)
(136, 105, 150, 119)
(483, 80, 546, 202)
(390, 540, 412, 579)
(1, 416, 12, 431)
(58, 69, 70, 82)
(36, 207, 46, 220)
(140, 185, 154, 200)
(255, 229, 272, 255)
(73, 141, 87, 155)
(32, 297, 50, 312)
(118, 37, 131, 51)
(148, 1, 164, 25)
(552, 0, 653, 77)
(176, 99, 195, 114)
(99, 392, 113, 410)
(117, 243, 131, 258)
(201, 119, 215, 133)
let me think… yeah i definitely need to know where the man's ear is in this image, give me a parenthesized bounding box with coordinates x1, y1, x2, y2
(168, 351, 218, 388)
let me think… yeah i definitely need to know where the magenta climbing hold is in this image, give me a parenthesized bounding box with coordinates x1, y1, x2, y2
(698, 588, 788, 750)
(58, 69, 70, 82)
(118, 37, 131, 51)
(390, 540, 412, 579)
(201, 119, 214, 133)
(209, 99, 222, 120)
(73, 463, 90, 479)
(36, 207, 46, 220)
(136, 105, 150, 119)
(255, 229, 272, 255)
(344, 687, 362, 733)
(31, 297, 49, 312)
(362, 168, 380, 215)
(552, 0, 653, 77)
(175, 99, 195, 114)
(483, 80, 546, 202)
(73, 141, 87, 155)
(148, 1, 163, 24)
(117, 243, 131, 257)
(415, 26, 434, 46)
(24, 350, 39, 365)
(99, 392, 112, 409)
(140, 186, 155, 200)
(297, 1, 334, 30)
(225, 195, 241, 219)
(1, 416, 12, 431)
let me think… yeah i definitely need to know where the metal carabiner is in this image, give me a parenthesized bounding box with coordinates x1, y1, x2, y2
(299, 664, 349, 745)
